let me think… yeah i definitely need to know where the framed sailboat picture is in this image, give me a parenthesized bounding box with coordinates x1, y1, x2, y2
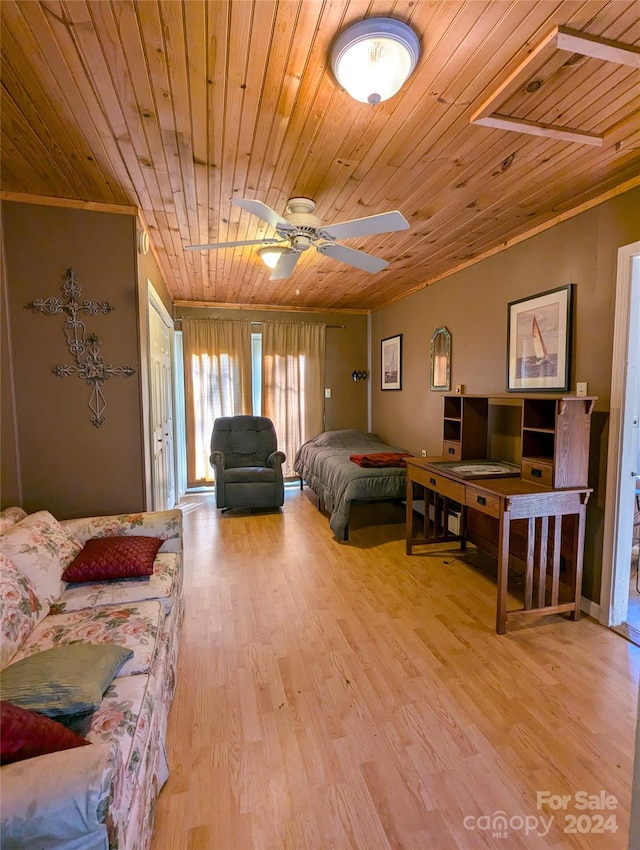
(381, 334, 402, 390)
(507, 284, 574, 392)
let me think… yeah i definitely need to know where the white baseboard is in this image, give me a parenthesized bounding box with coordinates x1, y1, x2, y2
(581, 596, 601, 619)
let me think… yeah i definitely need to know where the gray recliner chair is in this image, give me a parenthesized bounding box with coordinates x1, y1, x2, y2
(209, 415, 286, 510)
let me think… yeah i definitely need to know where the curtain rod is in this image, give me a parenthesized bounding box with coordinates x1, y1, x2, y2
(174, 316, 345, 328)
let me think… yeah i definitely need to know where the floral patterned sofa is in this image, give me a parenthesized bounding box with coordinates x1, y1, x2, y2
(0, 505, 184, 850)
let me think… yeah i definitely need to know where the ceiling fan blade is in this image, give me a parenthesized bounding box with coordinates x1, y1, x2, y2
(321, 210, 410, 240)
(317, 243, 389, 273)
(186, 238, 284, 251)
(269, 251, 300, 280)
(231, 198, 294, 231)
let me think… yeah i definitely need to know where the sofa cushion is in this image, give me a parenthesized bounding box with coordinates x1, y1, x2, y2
(76, 672, 165, 847)
(12, 600, 166, 677)
(62, 510, 182, 553)
(0, 643, 133, 720)
(62, 536, 163, 583)
(52, 552, 181, 616)
(0, 741, 114, 850)
(0, 507, 28, 534)
(0, 555, 44, 670)
(0, 511, 81, 612)
(0, 701, 89, 764)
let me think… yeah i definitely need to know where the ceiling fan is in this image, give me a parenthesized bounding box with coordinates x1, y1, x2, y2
(186, 197, 410, 280)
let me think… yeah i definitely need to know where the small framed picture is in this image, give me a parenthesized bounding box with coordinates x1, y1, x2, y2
(507, 284, 574, 392)
(381, 334, 402, 391)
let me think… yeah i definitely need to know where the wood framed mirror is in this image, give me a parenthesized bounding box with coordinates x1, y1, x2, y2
(430, 327, 451, 391)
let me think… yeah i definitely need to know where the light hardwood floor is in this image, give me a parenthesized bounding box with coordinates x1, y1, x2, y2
(152, 488, 640, 849)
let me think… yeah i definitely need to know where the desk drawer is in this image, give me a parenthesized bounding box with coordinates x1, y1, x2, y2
(442, 440, 461, 460)
(465, 486, 501, 518)
(427, 472, 465, 502)
(521, 458, 553, 487)
(410, 466, 465, 502)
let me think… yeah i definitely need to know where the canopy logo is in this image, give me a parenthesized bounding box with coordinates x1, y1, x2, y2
(463, 812, 554, 839)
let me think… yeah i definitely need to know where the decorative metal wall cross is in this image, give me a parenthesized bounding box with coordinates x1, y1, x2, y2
(25, 267, 136, 427)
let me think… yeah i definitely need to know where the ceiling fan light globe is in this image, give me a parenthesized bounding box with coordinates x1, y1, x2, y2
(331, 18, 420, 104)
(258, 246, 288, 269)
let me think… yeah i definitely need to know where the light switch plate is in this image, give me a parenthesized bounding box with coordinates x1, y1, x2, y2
(324, 388, 331, 398)
(576, 382, 588, 397)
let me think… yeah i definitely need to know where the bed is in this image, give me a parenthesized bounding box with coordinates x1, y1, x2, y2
(294, 429, 412, 541)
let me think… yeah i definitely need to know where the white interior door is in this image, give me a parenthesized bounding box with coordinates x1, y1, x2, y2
(149, 296, 176, 511)
(601, 242, 640, 626)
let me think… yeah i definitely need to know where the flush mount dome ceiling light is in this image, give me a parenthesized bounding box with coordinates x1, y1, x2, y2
(331, 17, 420, 105)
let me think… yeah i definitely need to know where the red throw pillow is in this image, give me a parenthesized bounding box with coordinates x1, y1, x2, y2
(0, 701, 89, 764)
(62, 536, 163, 583)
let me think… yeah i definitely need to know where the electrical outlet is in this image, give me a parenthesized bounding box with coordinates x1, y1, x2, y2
(421, 449, 427, 457)
(576, 382, 588, 397)
(324, 388, 331, 398)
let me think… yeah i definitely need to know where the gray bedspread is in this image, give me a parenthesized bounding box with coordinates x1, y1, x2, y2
(293, 429, 410, 541)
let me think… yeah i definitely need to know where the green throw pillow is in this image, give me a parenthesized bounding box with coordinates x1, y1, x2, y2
(0, 643, 133, 719)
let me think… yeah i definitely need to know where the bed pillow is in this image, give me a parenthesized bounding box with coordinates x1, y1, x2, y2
(0, 555, 44, 669)
(0, 507, 28, 534)
(0, 701, 89, 764)
(311, 429, 369, 448)
(0, 511, 82, 610)
(62, 536, 163, 583)
(0, 643, 133, 720)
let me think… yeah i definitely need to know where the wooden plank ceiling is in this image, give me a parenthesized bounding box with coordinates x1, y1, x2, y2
(1, 0, 639, 312)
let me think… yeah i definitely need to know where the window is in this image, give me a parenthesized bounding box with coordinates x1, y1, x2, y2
(182, 318, 325, 484)
(251, 332, 262, 415)
(181, 318, 252, 485)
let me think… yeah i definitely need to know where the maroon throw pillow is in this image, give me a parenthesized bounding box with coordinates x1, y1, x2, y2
(62, 535, 163, 583)
(0, 701, 89, 764)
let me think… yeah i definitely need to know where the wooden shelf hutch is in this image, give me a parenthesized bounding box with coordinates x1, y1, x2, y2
(405, 394, 596, 633)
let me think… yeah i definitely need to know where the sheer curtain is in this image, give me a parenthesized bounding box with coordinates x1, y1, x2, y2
(262, 321, 326, 477)
(182, 318, 252, 485)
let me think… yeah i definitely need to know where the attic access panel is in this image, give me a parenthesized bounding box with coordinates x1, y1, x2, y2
(470, 26, 640, 146)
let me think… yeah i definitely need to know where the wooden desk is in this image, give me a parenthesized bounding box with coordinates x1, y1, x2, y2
(405, 457, 591, 634)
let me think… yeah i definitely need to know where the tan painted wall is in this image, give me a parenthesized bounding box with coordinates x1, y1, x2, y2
(371, 187, 640, 602)
(1, 201, 146, 519)
(0, 211, 21, 507)
(176, 306, 369, 434)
